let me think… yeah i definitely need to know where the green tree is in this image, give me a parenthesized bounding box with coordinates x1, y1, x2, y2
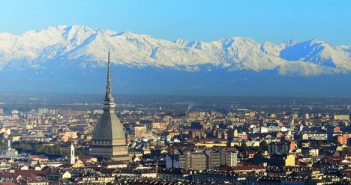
(0, 140, 7, 150)
(259, 140, 268, 151)
(238, 141, 247, 152)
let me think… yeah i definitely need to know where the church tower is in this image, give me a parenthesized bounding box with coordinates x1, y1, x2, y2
(90, 52, 130, 161)
(69, 142, 76, 164)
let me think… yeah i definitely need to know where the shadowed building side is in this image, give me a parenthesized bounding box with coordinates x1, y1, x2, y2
(90, 52, 131, 161)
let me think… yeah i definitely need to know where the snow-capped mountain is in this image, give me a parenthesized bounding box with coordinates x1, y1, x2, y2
(0, 25, 350, 76)
(1, 25, 351, 96)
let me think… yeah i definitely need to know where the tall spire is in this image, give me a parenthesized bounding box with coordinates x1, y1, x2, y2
(104, 51, 115, 110)
(91, 50, 130, 161)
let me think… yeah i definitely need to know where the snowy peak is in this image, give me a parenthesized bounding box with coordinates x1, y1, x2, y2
(0, 25, 350, 76)
(280, 39, 328, 61)
(280, 39, 350, 70)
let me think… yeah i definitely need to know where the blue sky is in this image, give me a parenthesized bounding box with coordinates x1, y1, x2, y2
(1, 0, 350, 45)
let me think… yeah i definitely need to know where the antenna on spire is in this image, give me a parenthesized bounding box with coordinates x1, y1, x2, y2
(108, 50, 110, 64)
(104, 50, 114, 104)
(107, 50, 111, 92)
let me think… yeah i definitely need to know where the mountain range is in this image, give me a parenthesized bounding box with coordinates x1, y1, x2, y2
(0, 25, 350, 96)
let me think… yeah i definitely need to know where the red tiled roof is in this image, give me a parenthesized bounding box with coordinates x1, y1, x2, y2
(0, 182, 19, 185)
